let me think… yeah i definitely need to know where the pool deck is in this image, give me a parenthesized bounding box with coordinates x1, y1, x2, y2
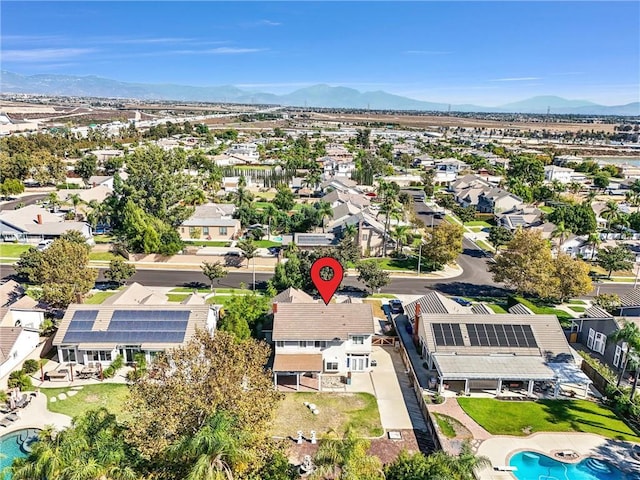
(0, 392, 71, 437)
(475, 432, 640, 479)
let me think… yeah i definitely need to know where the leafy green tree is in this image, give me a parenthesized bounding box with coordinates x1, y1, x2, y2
(15, 247, 44, 282)
(201, 260, 227, 292)
(594, 293, 621, 313)
(551, 221, 572, 249)
(127, 331, 283, 460)
(421, 169, 435, 198)
(74, 154, 98, 182)
(548, 202, 597, 235)
(597, 245, 636, 278)
(314, 201, 333, 233)
(593, 173, 610, 190)
(273, 184, 295, 211)
(356, 260, 390, 293)
(0, 178, 24, 197)
(219, 293, 270, 340)
(237, 239, 257, 269)
(104, 258, 136, 285)
(423, 222, 464, 269)
(489, 229, 555, 297)
(487, 226, 513, 252)
(507, 156, 545, 187)
(312, 428, 383, 480)
(552, 254, 593, 302)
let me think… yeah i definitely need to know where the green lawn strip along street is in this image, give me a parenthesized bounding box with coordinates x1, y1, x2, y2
(42, 384, 130, 421)
(271, 392, 383, 438)
(475, 239, 494, 252)
(85, 291, 117, 304)
(367, 293, 397, 299)
(89, 251, 124, 262)
(184, 240, 231, 247)
(375, 256, 419, 271)
(170, 287, 211, 293)
(0, 243, 31, 258)
(457, 398, 640, 441)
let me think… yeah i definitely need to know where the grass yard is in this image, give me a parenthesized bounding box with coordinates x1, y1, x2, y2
(206, 295, 235, 307)
(464, 220, 492, 228)
(363, 299, 386, 319)
(254, 240, 282, 248)
(433, 413, 472, 439)
(167, 293, 189, 302)
(568, 306, 587, 312)
(0, 243, 31, 258)
(85, 291, 117, 304)
(458, 398, 640, 442)
(42, 383, 130, 420)
(488, 303, 508, 314)
(186, 240, 231, 247)
(568, 300, 586, 305)
(170, 287, 211, 293)
(89, 251, 123, 262)
(367, 293, 397, 299)
(513, 297, 573, 326)
(539, 206, 554, 214)
(375, 256, 418, 271)
(475, 239, 494, 252)
(271, 392, 383, 438)
(93, 234, 114, 244)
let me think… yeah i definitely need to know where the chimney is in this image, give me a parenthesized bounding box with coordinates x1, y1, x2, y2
(36, 214, 42, 224)
(413, 303, 421, 345)
(272, 302, 278, 314)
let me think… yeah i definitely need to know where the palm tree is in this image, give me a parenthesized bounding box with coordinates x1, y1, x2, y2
(67, 193, 83, 220)
(568, 182, 583, 194)
(314, 201, 333, 233)
(551, 221, 571, 251)
(587, 232, 601, 260)
(377, 180, 400, 258)
(342, 223, 357, 239)
(170, 411, 253, 480)
(47, 191, 61, 212)
(262, 204, 278, 239)
(453, 441, 492, 479)
(304, 170, 322, 198)
(311, 428, 383, 480)
(608, 320, 640, 398)
(390, 225, 412, 256)
(233, 186, 253, 208)
(601, 200, 620, 230)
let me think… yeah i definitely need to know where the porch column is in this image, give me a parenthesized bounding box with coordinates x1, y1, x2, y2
(464, 379, 470, 395)
(273, 372, 277, 390)
(583, 382, 589, 398)
(496, 379, 502, 396)
(296, 373, 300, 391)
(527, 380, 534, 396)
(318, 373, 322, 392)
(439, 377, 444, 393)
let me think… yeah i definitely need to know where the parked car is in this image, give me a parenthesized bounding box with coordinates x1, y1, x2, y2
(389, 299, 404, 314)
(452, 297, 472, 307)
(36, 239, 54, 251)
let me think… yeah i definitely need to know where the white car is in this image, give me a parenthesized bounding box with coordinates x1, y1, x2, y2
(36, 240, 54, 251)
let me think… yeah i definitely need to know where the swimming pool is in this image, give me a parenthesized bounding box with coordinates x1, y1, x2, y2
(509, 451, 639, 480)
(0, 428, 40, 479)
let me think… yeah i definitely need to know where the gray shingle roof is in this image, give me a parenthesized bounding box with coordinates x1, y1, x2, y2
(272, 304, 374, 341)
(584, 305, 613, 318)
(620, 290, 640, 307)
(404, 292, 471, 317)
(271, 287, 316, 304)
(508, 303, 535, 315)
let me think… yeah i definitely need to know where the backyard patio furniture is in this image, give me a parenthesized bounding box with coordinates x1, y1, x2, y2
(47, 369, 68, 381)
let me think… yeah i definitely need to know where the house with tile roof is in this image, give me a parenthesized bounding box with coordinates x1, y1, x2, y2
(271, 303, 375, 391)
(52, 283, 216, 366)
(179, 203, 241, 242)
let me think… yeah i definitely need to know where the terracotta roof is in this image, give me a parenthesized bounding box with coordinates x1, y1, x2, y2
(272, 304, 375, 341)
(0, 326, 23, 364)
(273, 354, 323, 372)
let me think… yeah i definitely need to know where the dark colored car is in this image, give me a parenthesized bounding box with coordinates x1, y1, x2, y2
(389, 299, 404, 314)
(452, 297, 472, 307)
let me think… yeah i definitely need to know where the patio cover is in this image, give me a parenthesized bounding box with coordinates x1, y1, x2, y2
(273, 354, 323, 373)
(433, 354, 556, 381)
(547, 362, 592, 386)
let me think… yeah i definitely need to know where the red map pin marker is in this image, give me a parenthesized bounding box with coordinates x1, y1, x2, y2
(311, 257, 344, 305)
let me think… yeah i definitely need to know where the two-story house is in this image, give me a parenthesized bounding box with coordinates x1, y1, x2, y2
(179, 203, 241, 242)
(271, 303, 375, 391)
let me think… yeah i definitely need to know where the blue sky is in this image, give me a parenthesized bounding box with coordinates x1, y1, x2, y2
(2, 1, 639, 106)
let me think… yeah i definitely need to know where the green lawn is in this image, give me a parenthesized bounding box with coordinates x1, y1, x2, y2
(433, 413, 457, 438)
(206, 295, 235, 306)
(89, 251, 123, 261)
(488, 303, 508, 314)
(375, 256, 419, 271)
(367, 293, 397, 299)
(185, 240, 231, 247)
(0, 243, 31, 258)
(568, 300, 587, 305)
(464, 220, 492, 228)
(170, 287, 212, 293)
(458, 398, 640, 442)
(41, 383, 130, 420)
(254, 240, 281, 248)
(539, 206, 554, 214)
(512, 297, 573, 326)
(85, 291, 117, 304)
(167, 294, 189, 302)
(569, 306, 587, 312)
(475, 239, 494, 252)
(271, 392, 383, 437)
(93, 234, 114, 244)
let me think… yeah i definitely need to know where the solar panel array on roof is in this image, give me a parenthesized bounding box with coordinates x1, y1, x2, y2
(432, 323, 464, 346)
(466, 323, 537, 348)
(62, 309, 190, 344)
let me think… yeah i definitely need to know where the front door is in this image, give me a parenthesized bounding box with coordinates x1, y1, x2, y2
(351, 356, 367, 372)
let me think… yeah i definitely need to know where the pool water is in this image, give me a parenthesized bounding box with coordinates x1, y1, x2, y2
(510, 451, 640, 480)
(0, 429, 40, 479)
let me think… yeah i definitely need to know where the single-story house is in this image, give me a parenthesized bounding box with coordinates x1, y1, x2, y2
(0, 205, 93, 244)
(52, 283, 216, 366)
(179, 203, 240, 242)
(271, 303, 375, 390)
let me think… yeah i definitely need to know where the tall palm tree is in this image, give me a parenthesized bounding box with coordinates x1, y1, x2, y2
(568, 182, 583, 194)
(262, 204, 278, 239)
(67, 193, 83, 220)
(587, 232, 601, 260)
(169, 411, 253, 480)
(608, 320, 640, 397)
(304, 170, 322, 198)
(453, 441, 492, 480)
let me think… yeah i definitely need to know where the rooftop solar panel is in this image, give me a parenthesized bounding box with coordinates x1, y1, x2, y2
(72, 310, 99, 321)
(66, 321, 96, 332)
(465, 323, 538, 349)
(433, 323, 464, 346)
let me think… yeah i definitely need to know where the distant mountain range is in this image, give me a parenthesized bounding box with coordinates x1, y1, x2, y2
(1, 71, 638, 116)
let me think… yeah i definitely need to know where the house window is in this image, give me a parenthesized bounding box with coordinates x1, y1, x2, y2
(614, 345, 622, 367)
(181, 228, 185, 233)
(314, 341, 326, 348)
(189, 227, 197, 237)
(61, 348, 76, 363)
(86, 351, 111, 362)
(203, 227, 209, 235)
(219, 227, 228, 235)
(276, 341, 284, 348)
(587, 328, 606, 355)
(299, 341, 308, 348)
(351, 336, 364, 345)
(362, 234, 369, 241)
(325, 362, 339, 371)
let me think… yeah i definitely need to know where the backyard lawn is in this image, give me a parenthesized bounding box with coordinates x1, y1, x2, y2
(458, 398, 640, 442)
(271, 392, 383, 438)
(0, 243, 31, 258)
(41, 384, 130, 420)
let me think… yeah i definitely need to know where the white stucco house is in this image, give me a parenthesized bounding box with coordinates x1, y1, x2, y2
(271, 303, 375, 390)
(0, 327, 40, 381)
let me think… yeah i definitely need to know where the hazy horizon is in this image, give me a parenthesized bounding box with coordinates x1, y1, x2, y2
(2, 1, 639, 106)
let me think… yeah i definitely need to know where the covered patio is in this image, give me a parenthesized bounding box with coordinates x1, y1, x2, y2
(547, 362, 593, 399)
(433, 354, 558, 397)
(273, 354, 323, 392)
